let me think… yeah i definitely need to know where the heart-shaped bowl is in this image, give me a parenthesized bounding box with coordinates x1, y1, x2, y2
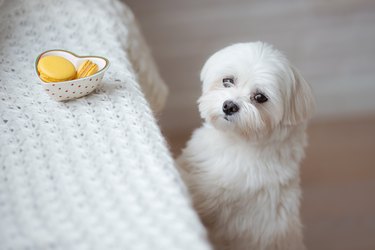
(35, 49, 110, 101)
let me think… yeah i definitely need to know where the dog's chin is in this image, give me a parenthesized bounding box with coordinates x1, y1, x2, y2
(207, 114, 225, 125)
(206, 114, 232, 129)
(207, 113, 273, 141)
(207, 114, 253, 137)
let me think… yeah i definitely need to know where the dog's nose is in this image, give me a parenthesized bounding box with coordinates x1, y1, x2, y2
(222, 100, 240, 116)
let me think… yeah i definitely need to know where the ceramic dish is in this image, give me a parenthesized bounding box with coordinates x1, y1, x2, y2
(35, 49, 110, 101)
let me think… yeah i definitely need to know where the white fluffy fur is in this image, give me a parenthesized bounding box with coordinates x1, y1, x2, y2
(177, 42, 315, 250)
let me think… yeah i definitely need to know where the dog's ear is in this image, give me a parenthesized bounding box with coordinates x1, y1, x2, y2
(200, 56, 214, 93)
(283, 65, 315, 125)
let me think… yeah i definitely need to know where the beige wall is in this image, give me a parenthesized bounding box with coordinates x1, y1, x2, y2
(126, 0, 375, 135)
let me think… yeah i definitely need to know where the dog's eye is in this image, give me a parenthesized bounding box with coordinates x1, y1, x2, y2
(254, 93, 268, 103)
(223, 78, 234, 88)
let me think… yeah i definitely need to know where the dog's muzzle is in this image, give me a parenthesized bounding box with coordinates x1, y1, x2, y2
(222, 100, 240, 116)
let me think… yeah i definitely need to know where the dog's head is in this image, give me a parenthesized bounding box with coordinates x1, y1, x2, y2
(198, 42, 315, 139)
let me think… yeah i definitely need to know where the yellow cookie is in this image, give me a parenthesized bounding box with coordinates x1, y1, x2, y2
(77, 60, 98, 78)
(37, 55, 77, 82)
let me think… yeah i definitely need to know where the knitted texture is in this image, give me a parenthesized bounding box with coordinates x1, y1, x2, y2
(121, 4, 169, 113)
(0, 0, 210, 250)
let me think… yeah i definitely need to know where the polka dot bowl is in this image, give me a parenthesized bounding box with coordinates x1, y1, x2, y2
(35, 49, 110, 101)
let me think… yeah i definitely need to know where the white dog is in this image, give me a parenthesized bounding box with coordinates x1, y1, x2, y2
(177, 42, 314, 250)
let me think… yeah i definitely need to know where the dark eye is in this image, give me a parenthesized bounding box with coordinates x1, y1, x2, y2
(223, 78, 234, 88)
(254, 93, 268, 103)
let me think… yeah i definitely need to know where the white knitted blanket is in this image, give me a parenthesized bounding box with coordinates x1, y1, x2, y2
(0, 0, 210, 249)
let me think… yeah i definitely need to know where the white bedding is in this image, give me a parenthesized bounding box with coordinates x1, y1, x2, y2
(0, 0, 210, 249)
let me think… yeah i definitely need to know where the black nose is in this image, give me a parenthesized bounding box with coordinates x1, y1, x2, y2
(222, 100, 240, 116)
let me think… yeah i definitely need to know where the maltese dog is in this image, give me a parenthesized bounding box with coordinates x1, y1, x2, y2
(177, 42, 314, 250)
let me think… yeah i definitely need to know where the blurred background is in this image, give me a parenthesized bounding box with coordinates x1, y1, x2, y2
(125, 0, 375, 249)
